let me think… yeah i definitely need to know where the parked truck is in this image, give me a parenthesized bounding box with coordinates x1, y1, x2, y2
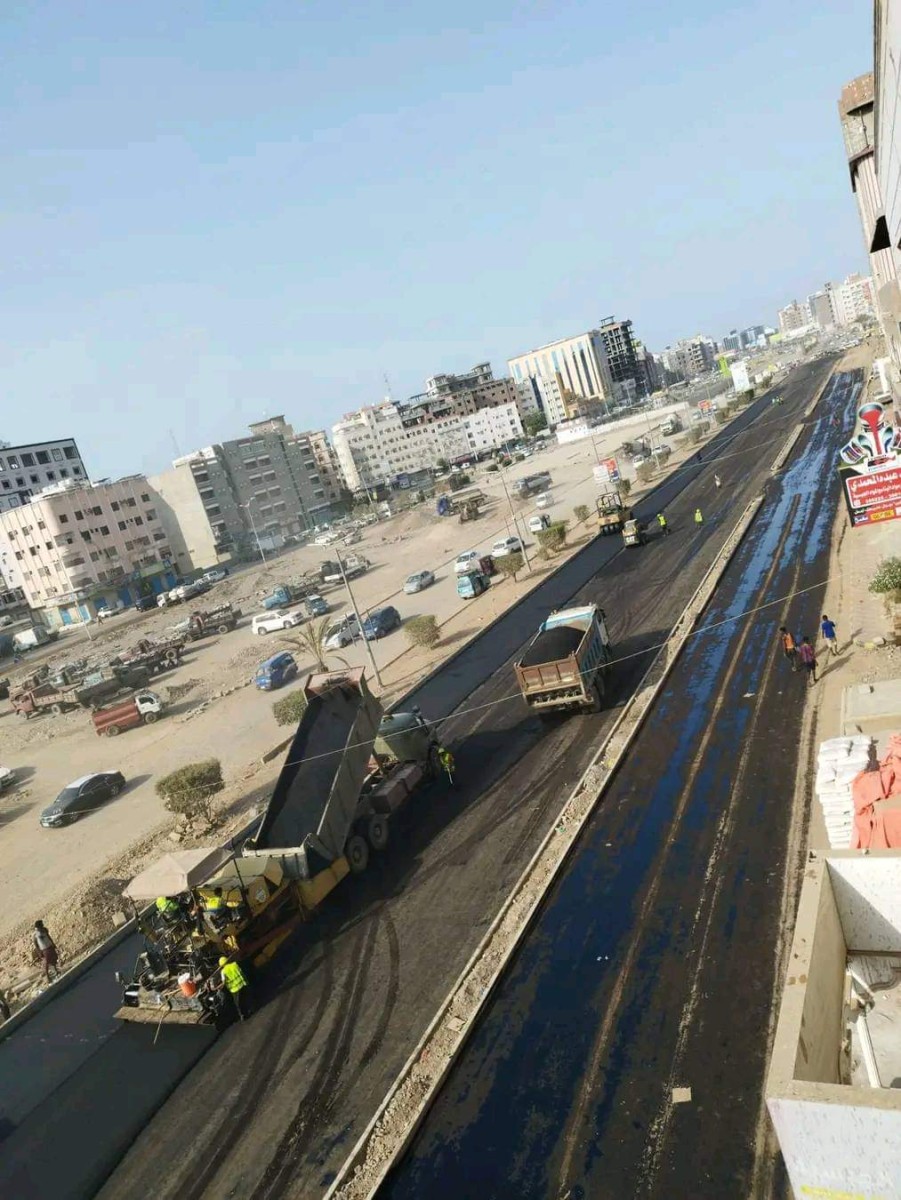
(12, 626, 56, 652)
(514, 604, 614, 714)
(180, 605, 241, 639)
(262, 584, 308, 612)
(514, 472, 552, 498)
(596, 491, 629, 535)
(115, 638, 185, 674)
(10, 684, 80, 718)
(73, 665, 154, 710)
(92, 691, 164, 737)
(321, 556, 369, 585)
(114, 669, 442, 1025)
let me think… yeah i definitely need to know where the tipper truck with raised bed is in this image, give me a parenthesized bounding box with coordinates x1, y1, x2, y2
(113, 668, 442, 1025)
(514, 604, 613, 714)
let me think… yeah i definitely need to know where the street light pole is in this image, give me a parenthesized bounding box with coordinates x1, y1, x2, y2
(498, 470, 532, 572)
(243, 499, 267, 564)
(337, 553, 383, 689)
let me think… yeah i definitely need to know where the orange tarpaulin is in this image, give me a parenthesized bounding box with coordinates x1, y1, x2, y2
(852, 733, 901, 850)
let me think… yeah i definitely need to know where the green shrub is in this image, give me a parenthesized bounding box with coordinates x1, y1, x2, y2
(449, 473, 472, 491)
(485, 463, 499, 473)
(714, 408, 727, 424)
(156, 759, 224, 827)
(404, 615, 441, 649)
(636, 462, 654, 484)
(870, 557, 901, 603)
(272, 689, 309, 727)
(537, 521, 568, 553)
(617, 479, 632, 500)
(496, 552, 524, 581)
(688, 426, 702, 444)
(573, 504, 589, 523)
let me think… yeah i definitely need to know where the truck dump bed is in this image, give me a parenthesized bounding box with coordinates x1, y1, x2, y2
(249, 669, 382, 877)
(515, 605, 610, 709)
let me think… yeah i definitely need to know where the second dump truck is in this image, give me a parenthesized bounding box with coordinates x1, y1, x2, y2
(114, 668, 442, 1025)
(514, 603, 613, 714)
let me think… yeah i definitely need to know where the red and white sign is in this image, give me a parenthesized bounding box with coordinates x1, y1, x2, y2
(844, 463, 901, 525)
(838, 397, 901, 528)
(593, 457, 620, 484)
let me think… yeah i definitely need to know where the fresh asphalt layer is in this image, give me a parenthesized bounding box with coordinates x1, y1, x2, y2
(0, 357, 837, 1200)
(379, 369, 859, 1200)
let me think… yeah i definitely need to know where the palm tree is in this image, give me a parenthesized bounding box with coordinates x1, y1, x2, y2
(279, 617, 349, 673)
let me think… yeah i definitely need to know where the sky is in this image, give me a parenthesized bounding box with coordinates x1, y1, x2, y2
(0, 0, 873, 477)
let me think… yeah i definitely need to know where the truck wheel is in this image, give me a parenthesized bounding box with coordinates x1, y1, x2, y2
(588, 680, 604, 713)
(217, 623, 229, 634)
(367, 815, 389, 851)
(50, 703, 63, 716)
(106, 725, 121, 736)
(346, 834, 369, 874)
(164, 651, 178, 667)
(143, 712, 158, 725)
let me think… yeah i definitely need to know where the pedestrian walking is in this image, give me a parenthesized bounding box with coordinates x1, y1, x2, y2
(820, 614, 839, 656)
(798, 637, 818, 686)
(694, 507, 704, 526)
(217, 956, 251, 1021)
(656, 512, 669, 537)
(714, 474, 722, 489)
(438, 746, 455, 785)
(32, 920, 59, 984)
(779, 626, 798, 672)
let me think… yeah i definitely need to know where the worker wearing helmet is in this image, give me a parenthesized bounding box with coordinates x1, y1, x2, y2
(438, 746, 455, 786)
(218, 956, 250, 1021)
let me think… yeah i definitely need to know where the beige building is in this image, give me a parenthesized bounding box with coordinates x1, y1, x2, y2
(777, 300, 812, 335)
(508, 330, 615, 425)
(0, 477, 175, 625)
(149, 448, 244, 577)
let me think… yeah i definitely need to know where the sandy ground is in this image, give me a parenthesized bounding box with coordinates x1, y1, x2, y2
(0, 400, 748, 999)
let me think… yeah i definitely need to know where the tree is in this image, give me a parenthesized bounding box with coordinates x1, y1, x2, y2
(404, 615, 441, 649)
(280, 617, 348, 673)
(156, 760, 224, 829)
(617, 479, 632, 501)
(869, 556, 901, 608)
(573, 504, 590, 523)
(636, 462, 655, 484)
(524, 411, 548, 437)
(688, 425, 703, 444)
(272, 689, 309, 727)
(537, 522, 568, 554)
(436, 457, 449, 472)
(495, 551, 525, 581)
(449, 472, 472, 491)
(485, 463, 499, 473)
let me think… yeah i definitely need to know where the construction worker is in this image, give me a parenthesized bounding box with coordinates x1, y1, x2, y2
(656, 512, 669, 537)
(694, 507, 704, 526)
(438, 746, 455, 785)
(203, 887, 228, 931)
(155, 896, 180, 921)
(217, 956, 251, 1021)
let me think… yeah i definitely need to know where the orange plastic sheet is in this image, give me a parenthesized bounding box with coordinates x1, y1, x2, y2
(852, 733, 901, 849)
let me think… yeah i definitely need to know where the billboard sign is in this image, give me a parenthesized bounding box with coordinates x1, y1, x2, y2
(593, 457, 620, 484)
(731, 361, 751, 394)
(838, 399, 901, 527)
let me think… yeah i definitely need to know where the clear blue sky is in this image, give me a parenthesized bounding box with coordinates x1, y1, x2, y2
(0, 0, 872, 477)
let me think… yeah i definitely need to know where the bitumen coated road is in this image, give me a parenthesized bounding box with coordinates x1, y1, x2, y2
(379, 369, 861, 1200)
(0, 356, 838, 1200)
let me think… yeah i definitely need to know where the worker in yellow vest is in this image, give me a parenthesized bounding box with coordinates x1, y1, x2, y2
(438, 746, 455, 786)
(218, 956, 251, 1021)
(155, 896, 179, 919)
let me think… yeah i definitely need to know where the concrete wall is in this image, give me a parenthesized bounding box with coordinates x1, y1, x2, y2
(794, 862, 846, 1084)
(828, 853, 901, 951)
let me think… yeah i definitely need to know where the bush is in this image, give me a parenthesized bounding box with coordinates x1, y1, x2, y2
(688, 426, 702, 444)
(714, 408, 727, 425)
(617, 479, 632, 500)
(449, 473, 472, 491)
(272, 689, 309, 727)
(496, 551, 524, 581)
(869, 557, 901, 603)
(573, 504, 590, 523)
(156, 759, 224, 828)
(635, 462, 654, 484)
(485, 463, 499, 473)
(404, 614, 441, 649)
(537, 521, 568, 553)
(524, 412, 548, 437)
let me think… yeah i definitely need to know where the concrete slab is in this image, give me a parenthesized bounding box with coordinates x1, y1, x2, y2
(841, 676, 901, 735)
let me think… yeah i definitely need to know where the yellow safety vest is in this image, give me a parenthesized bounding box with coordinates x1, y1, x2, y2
(221, 961, 247, 993)
(156, 897, 178, 914)
(439, 749, 454, 767)
(205, 895, 224, 910)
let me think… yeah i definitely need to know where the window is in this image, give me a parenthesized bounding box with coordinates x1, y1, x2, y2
(92, 505, 102, 516)
(110, 500, 119, 511)
(89, 551, 101, 562)
(134, 516, 143, 526)
(73, 466, 82, 476)
(248, 475, 262, 486)
(37, 520, 45, 529)
(8, 456, 19, 468)
(16, 476, 24, 486)
(73, 510, 83, 520)
(145, 508, 156, 520)
(117, 520, 126, 531)
(258, 456, 271, 467)
(29, 474, 38, 484)
(124, 540, 134, 551)
(64, 446, 77, 460)
(99, 525, 109, 536)
(140, 493, 149, 502)
(126, 498, 136, 508)
(82, 531, 92, 542)
(45, 541, 52, 550)
(51, 448, 63, 462)
(206, 505, 221, 516)
(14, 551, 23, 561)
(244, 460, 258, 471)
(59, 514, 68, 524)
(1, 480, 8, 490)
(21, 453, 35, 467)
(46, 471, 55, 480)
(36, 451, 49, 465)
(152, 530, 166, 541)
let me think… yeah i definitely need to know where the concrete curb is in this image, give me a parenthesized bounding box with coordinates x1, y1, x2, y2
(327, 489, 768, 1200)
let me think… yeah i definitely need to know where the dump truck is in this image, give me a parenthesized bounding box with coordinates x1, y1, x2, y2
(114, 669, 442, 1025)
(92, 691, 164, 737)
(514, 472, 552, 498)
(179, 605, 241, 639)
(115, 639, 185, 674)
(10, 684, 80, 718)
(514, 604, 613, 714)
(596, 491, 629, 535)
(72, 665, 154, 710)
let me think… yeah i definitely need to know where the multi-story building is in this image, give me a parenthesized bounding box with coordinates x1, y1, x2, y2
(634, 342, 661, 394)
(741, 325, 767, 347)
(598, 317, 646, 400)
(0, 477, 175, 624)
(657, 336, 717, 381)
(245, 417, 343, 524)
(0, 438, 87, 513)
(831, 272, 877, 325)
(508, 330, 615, 426)
(149, 447, 246, 576)
(778, 300, 812, 335)
(808, 290, 837, 329)
(721, 330, 743, 353)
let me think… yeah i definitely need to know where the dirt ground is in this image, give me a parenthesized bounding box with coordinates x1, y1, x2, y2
(0, 402, 745, 1005)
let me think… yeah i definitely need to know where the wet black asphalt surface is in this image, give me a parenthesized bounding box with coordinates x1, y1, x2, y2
(379, 369, 861, 1200)
(0, 358, 838, 1200)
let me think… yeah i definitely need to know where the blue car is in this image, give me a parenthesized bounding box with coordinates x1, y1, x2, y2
(361, 606, 401, 640)
(254, 651, 298, 691)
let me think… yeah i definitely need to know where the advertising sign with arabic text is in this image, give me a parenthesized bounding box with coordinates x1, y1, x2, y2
(838, 397, 901, 528)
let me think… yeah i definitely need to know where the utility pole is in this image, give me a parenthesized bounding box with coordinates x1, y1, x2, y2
(242, 500, 267, 564)
(337, 553, 383, 688)
(498, 470, 532, 572)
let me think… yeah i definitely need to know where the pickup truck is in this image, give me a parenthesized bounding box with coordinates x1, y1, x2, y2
(262, 584, 307, 611)
(321, 556, 369, 585)
(514, 604, 613, 714)
(92, 692, 164, 737)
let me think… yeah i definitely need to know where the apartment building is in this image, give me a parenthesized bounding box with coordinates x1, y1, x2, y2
(598, 317, 646, 399)
(808, 290, 836, 329)
(657, 336, 717, 381)
(0, 477, 175, 624)
(831, 272, 877, 325)
(149, 447, 246, 576)
(778, 300, 812, 335)
(508, 330, 615, 425)
(0, 438, 87, 513)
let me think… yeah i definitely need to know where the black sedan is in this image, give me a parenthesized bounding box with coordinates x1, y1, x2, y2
(40, 771, 126, 828)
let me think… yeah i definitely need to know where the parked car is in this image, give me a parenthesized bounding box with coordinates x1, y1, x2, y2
(40, 771, 127, 828)
(455, 550, 481, 575)
(0, 614, 14, 628)
(314, 532, 336, 546)
(254, 651, 298, 691)
(492, 536, 524, 558)
(202, 567, 229, 584)
(251, 609, 304, 635)
(404, 570, 435, 594)
(324, 614, 360, 650)
(529, 513, 551, 534)
(96, 606, 122, 622)
(305, 594, 330, 618)
(0, 765, 16, 792)
(343, 530, 362, 546)
(362, 606, 402, 640)
(535, 491, 552, 509)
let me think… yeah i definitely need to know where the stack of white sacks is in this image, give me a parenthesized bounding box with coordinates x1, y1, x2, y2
(815, 735, 875, 849)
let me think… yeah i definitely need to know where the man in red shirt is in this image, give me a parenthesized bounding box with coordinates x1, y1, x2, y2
(798, 637, 817, 686)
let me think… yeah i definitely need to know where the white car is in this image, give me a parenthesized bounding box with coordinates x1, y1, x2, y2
(96, 606, 122, 622)
(535, 491, 551, 509)
(324, 614, 360, 650)
(455, 550, 481, 575)
(528, 514, 551, 534)
(492, 536, 523, 558)
(251, 609, 304, 636)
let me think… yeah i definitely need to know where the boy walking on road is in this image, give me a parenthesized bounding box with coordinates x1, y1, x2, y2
(779, 626, 798, 672)
(32, 920, 59, 984)
(798, 637, 818, 686)
(820, 614, 839, 656)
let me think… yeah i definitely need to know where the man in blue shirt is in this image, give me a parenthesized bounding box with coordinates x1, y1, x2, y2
(821, 614, 838, 657)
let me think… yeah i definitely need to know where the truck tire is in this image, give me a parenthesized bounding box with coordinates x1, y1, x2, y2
(50, 703, 63, 716)
(217, 623, 229, 634)
(587, 679, 604, 713)
(367, 815, 389, 851)
(164, 651, 178, 667)
(143, 712, 159, 724)
(346, 834, 369, 874)
(106, 724, 121, 736)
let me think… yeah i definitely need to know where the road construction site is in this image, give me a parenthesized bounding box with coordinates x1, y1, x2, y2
(0, 356, 842, 1200)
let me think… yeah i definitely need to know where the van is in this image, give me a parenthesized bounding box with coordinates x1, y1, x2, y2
(254, 651, 299, 691)
(529, 513, 551, 533)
